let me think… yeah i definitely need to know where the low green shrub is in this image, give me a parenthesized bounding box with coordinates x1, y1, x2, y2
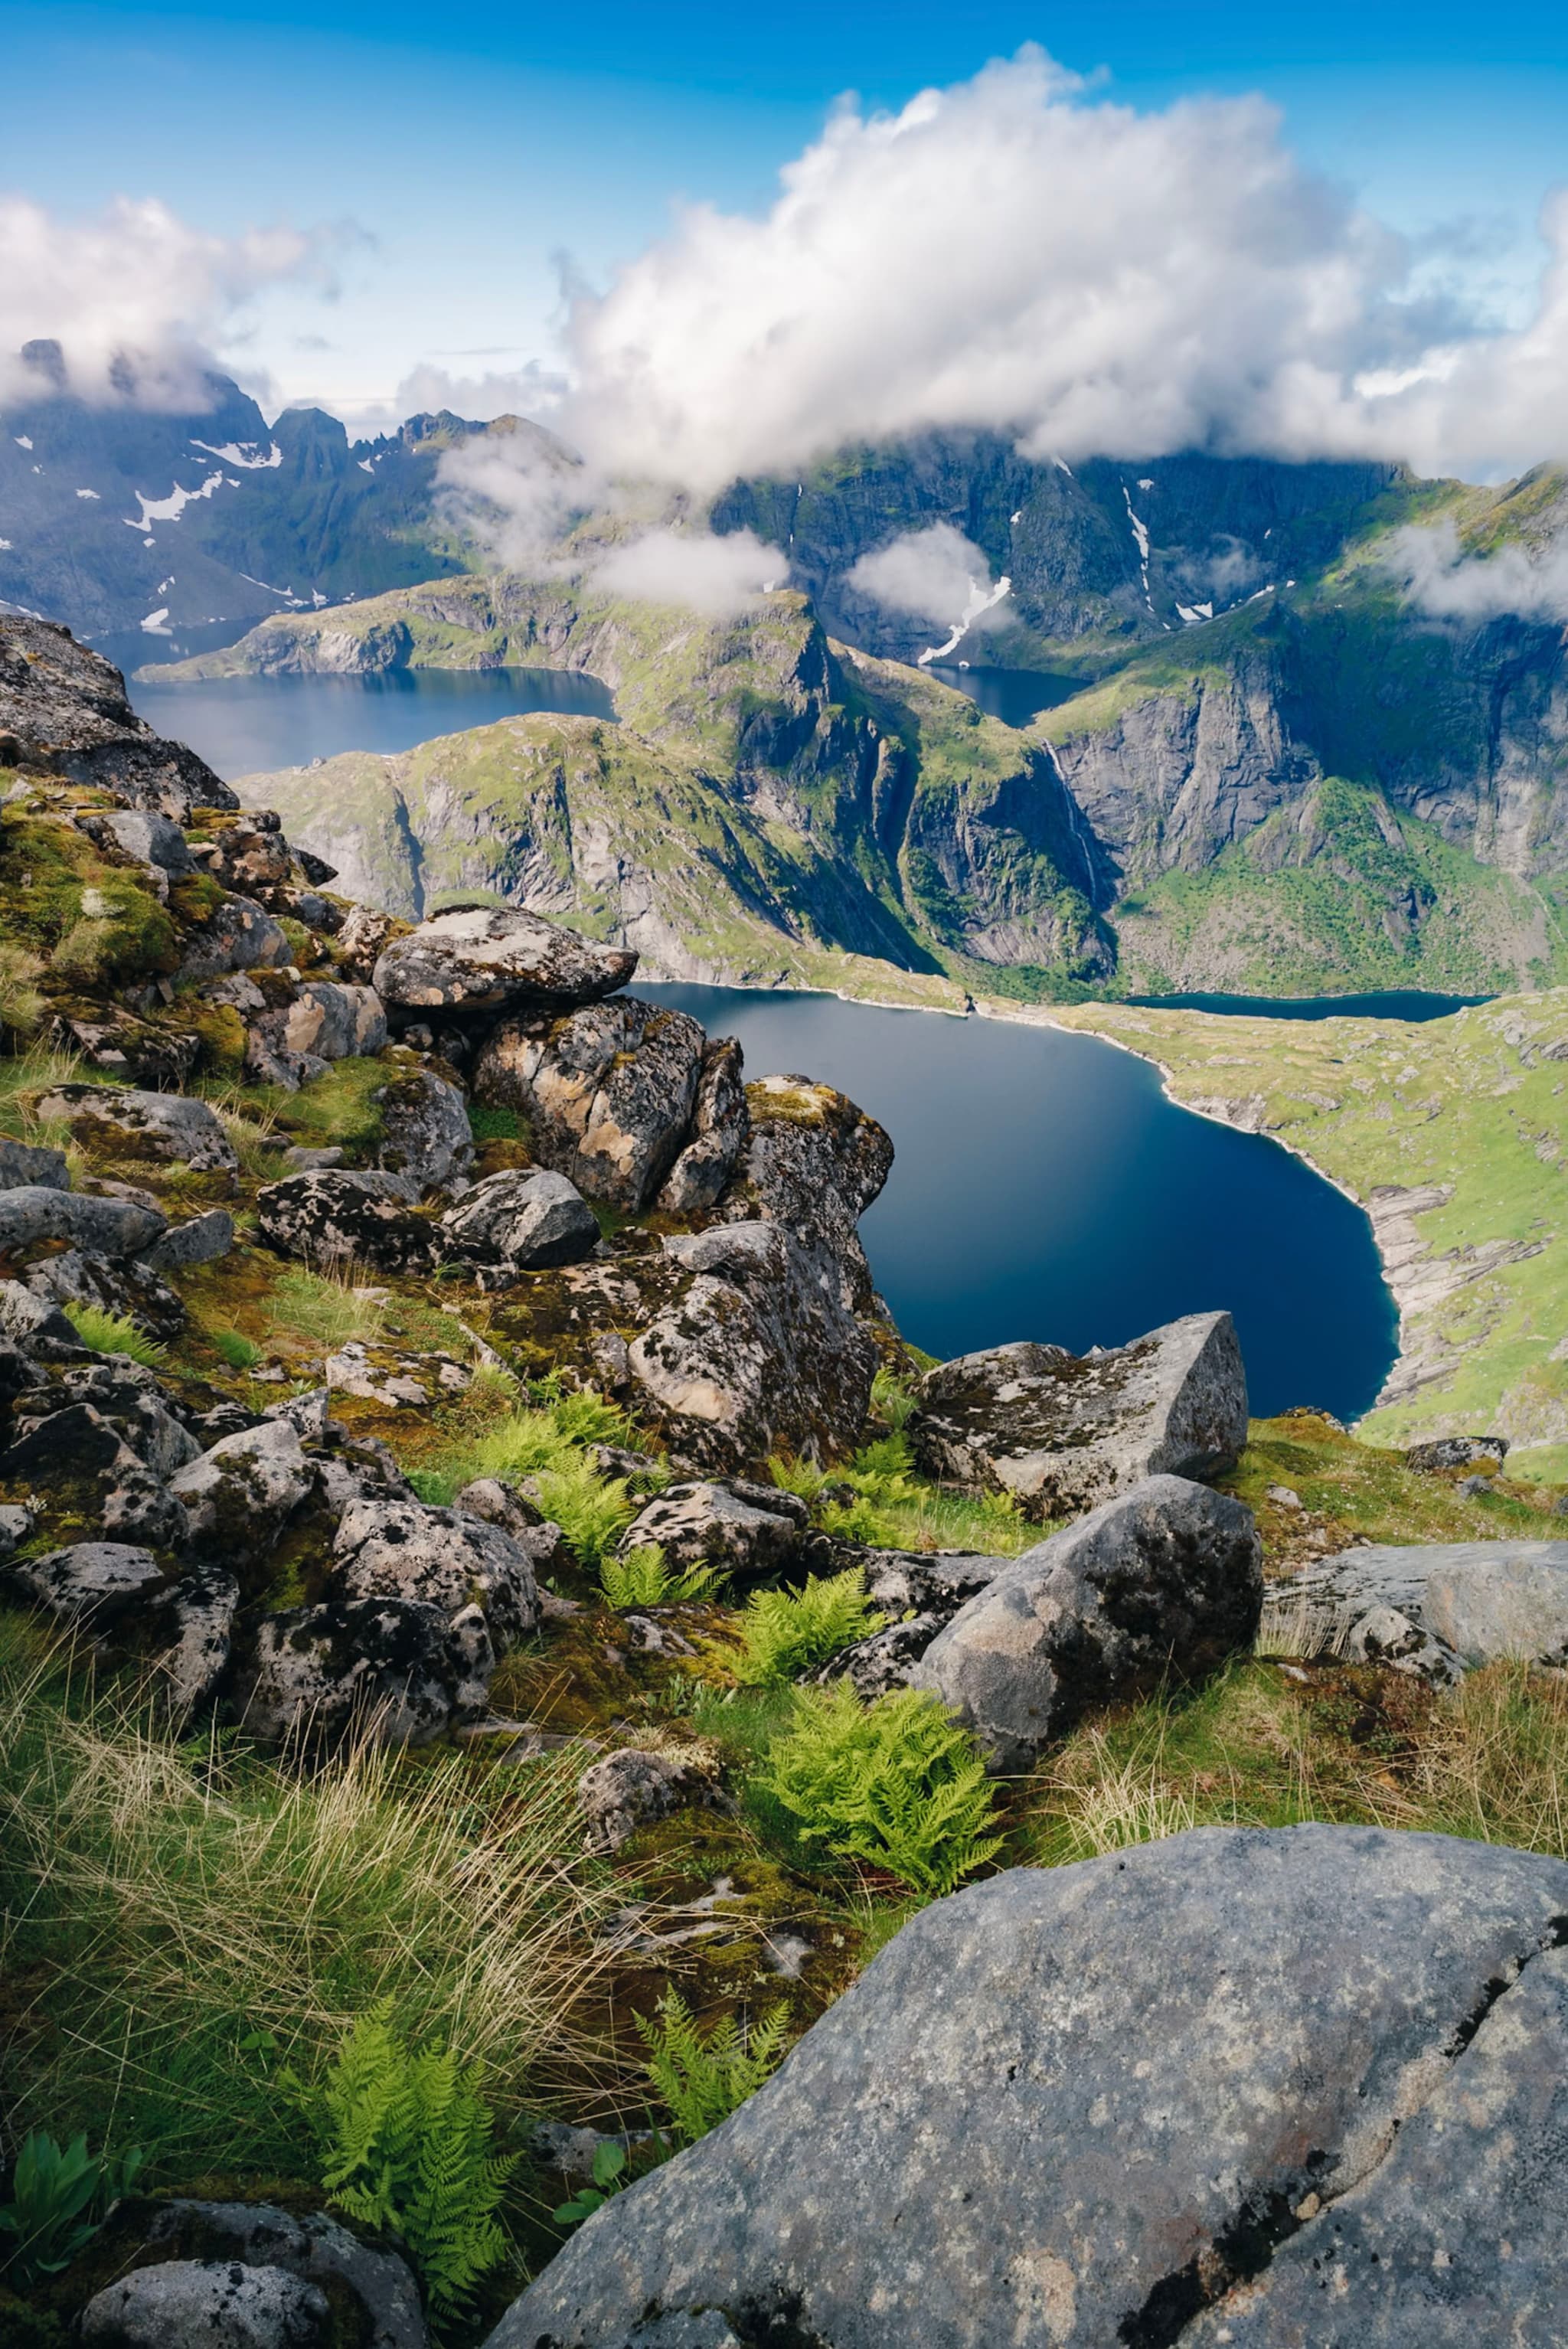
(599, 1545, 724, 1608)
(733, 1570, 884, 1686)
(760, 1684, 1004, 1895)
(0, 2131, 143, 2290)
(636, 1988, 788, 2147)
(468, 1103, 524, 1144)
(294, 2000, 514, 2338)
(209, 1327, 263, 1371)
(61, 1303, 165, 1369)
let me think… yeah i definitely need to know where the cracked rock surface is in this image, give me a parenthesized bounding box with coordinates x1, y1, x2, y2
(484, 1825, 1568, 2349)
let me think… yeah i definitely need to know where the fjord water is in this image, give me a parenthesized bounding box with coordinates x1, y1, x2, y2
(642, 983, 1399, 1423)
(128, 665, 616, 780)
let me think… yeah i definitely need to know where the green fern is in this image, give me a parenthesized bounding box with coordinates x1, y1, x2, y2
(296, 2001, 516, 2338)
(62, 1302, 165, 1369)
(734, 1570, 884, 1685)
(760, 1684, 1004, 1896)
(599, 1544, 725, 1608)
(635, 1989, 789, 2146)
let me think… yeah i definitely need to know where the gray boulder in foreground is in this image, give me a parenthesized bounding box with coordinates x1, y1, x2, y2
(80, 2259, 328, 2347)
(1265, 1537, 1568, 1682)
(439, 1166, 599, 1273)
(909, 1474, 1262, 1769)
(486, 1825, 1568, 2349)
(909, 1309, 1247, 1518)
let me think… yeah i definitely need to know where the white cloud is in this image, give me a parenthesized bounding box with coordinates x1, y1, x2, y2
(0, 194, 330, 409)
(846, 524, 1004, 629)
(589, 528, 788, 617)
(554, 47, 1568, 489)
(1385, 515, 1568, 622)
(331, 358, 570, 439)
(435, 423, 591, 569)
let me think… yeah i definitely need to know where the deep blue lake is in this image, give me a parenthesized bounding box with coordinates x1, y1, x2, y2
(642, 984, 1400, 1424)
(1129, 990, 1487, 1022)
(128, 666, 616, 782)
(928, 663, 1083, 725)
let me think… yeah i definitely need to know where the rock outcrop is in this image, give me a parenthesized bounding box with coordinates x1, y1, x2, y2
(486, 1825, 1568, 2349)
(1265, 1537, 1568, 1684)
(472, 995, 707, 1210)
(909, 1309, 1249, 1519)
(373, 903, 637, 1020)
(0, 614, 237, 814)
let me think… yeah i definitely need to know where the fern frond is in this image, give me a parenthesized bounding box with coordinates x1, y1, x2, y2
(734, 1570, 884, 1685)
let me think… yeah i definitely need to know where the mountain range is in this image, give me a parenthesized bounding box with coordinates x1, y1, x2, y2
(7, 356, 1568, 999)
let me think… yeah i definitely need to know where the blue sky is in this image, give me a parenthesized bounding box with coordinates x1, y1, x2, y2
(5, 0, 1568, 433)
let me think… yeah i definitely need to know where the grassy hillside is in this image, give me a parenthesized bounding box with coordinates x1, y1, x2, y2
(1040, 991, 1568, 1463)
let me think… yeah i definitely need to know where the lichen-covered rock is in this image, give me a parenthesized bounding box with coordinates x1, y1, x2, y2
(619, 1479, 812, 1583)
(256, 1169, 438, 1273)
(188, 813, 295, 902)
(141, 1207, 236, 1273)
(809, 1615, 946, 1698)
(577, 1746, 730, 1856)
(2, 1400, 190, 1547)
(472, 995, 704, 1210)
(718, 1073, 893, 1309)
(0, 615, 237, 814)
(657, 1036, 749, 1214)
(9, 1357, 201, 1478)
(4, 1540, 166, 1627)
(329, 1495, 541, 1647)
(910, 1475, 1263, 1769)
(629, 1220, 877, 1472)
(168, 1418, 316, 1562)
(332, 901, 408, 982)
(80, 2259, 329, 2348)
(0, 1183, 166, 1258)
(175, 892, 291, 982)
(35, 1081, 238, 1174)
(439, 1168, 599, 1273)
(246, 980, 387, 1079)
(93, 2200, 428, 2349)
(92, 805, 196, 874)
(374, 1063, 473, 1194)
(325, 1341, 473, 1410)
(0, 1134, 69, 1190)
(1406, 1434, 1511, 1474)
(909, 1309, 1249, 1520)
(234, 1596, 494, 1746)
(53, 1008, 201, 1090)
(373, 904, 636, 1020)
(133, 1568, 240, 1710)
(1266, 1538, 1568, 1683)
(22, 1242, 185, 1341)
(486, 1828, 1568, 2349)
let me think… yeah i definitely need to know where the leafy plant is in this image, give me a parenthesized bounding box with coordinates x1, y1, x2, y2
(635, 1988, 789, 2147)
(529, 1455, 635, 1570)
(0, 2130, 143, 2289)
(871, 1367, 917, 1432)
(469, 1103, 524, 1145)
(733, 1570, 884, 1686)
(760, 1684, 1004, 1896)
(61, 1302, 165, 1369)
(209, 1326, 263, 1371)
(599, 1544, 724, 1609)
(295, 2000, 517, 2337)
(552, 2136, 628, 2226)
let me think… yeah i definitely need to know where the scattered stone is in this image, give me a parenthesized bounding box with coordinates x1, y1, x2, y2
(169, 1418, 315, 1560)
(11, 1357, 201, 1478)
(0, 1182, 166, 1258)
(4, 1540, 165, 1628)
(0, 1133, 68, 1191)
(439, 1167, 599, 1273)
(80, 2259, 330, 2348)
(909, 1309, 1249, 1520)
(619, 1479, 811, 1583)
(910, 1475, 1263, 1769)
(132, 1568, 240, 1710)
(374, 1063, 473, 1193)
(256, 1169, 438, 1273)
(1266, 1482, 1305, 1510)
(490, 1828, 1568, 2349)
(0, 1501, 34, 1557)
(332, 901, 408, 983)
(245, 980, 387, 1085)
(139, 1206, 236, 1273)
(325, 1340, 473, 1410)
(96, 2200, 428, 2349)
(472, 995, 704, 1210)
(280, 1145, 344, 1170)
(93, 806, 196, 874)
(454, 1477, 547, 1536)
(373, 904, 636, 1021)
(330, 1495, 541, 1647)
(234, 1597, 494, 1746)
(1268, 1537, 1568, 1678)
(658, 1036, 749, 1214)
(577, 1746, 730, 1855)
(24, 1243, 185, 1341)
(175, 892, 290, 982)
(1407, 1433, 1511, 1474)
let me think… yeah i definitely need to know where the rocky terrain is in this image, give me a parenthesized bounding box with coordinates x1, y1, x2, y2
(6, 615, 1568, 2346)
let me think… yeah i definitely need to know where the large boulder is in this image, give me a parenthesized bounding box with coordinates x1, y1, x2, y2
(168, 1418, 316, 1563)
(256, 1169, 437, 1273)
(329, 1495, 541, 1648)
(0, 614, 237, 813)
(233, 1597, 494, 1746)
(80, 2259, 329, 2347)
(35, 1081, 238, 1174)
(719, 1073, 893, 1309)
(175, 893, 291, 982)
(372, 904, 636, 1021)
(909, 1309, 1248, 1521)
(0, 1184, 166, 1259)
(812, 1546, 1014, 1697)
(4, 1540, 166, 1628)
(472, 995, 705, 1210)
(658, 1037, 749, 1214)
(618, 1479, 813, 1583)
(629, 1220, 878, 1473)
(577, 1746, 730, 1857)
(244, 981, 387, 1088)
(372, 1063, 473, 1194)
(439, 1168, 599, 1273)
(1265, 1537, 1568, 1684)
(909, 1475, 1262, 1769)
(486, 1825, 1568, 2349)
